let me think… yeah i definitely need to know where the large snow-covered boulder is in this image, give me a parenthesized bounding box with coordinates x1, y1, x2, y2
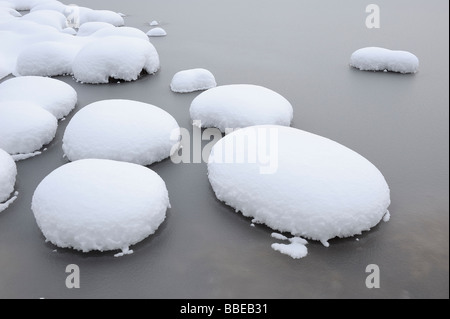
(72, 37, 160, 84)
(32, 159, 170, 254)
(0, 102, 57, 155)
(208, 125, 391, 246)
(0, 76, 77, 119)
(63, 100, 180, 166)
(190, 85, 293, 132)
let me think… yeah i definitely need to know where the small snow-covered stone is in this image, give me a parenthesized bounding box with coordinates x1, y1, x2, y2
(0, 76, 77, 119)
(191, 85, 293, 132)
(63, 100, 180, 166)
(147, 27, 167, 37)
(171, 68, 217, 93)
(32, 159, 170, 253)
(0, 102, 57, 155)
(350, 47, 419, 74)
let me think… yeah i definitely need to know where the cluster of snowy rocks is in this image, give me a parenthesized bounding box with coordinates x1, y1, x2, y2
(0, 0, 160, 83)
(0, 0, 420, 259)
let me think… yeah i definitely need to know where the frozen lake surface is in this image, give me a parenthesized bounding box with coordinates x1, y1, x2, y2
(0, 0, 448, 299)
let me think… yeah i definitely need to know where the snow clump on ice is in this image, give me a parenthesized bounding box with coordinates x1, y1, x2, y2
(208, 125, 391, 246)
(190, 85, 293, 132)
(0, 76, 77, 119)
(63, 100, 180, 166)
(272, 237, 309, 260)
(350, 47, 419, 74)
(171, 68, 217, 93)
(32, 159, 170, 254)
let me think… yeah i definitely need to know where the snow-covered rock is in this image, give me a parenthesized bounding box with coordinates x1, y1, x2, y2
(5, 0, 56, 11)
(21, 10, 67, 31)
(208, 125, 391, 245)
(147, 27, 167, 37)
(0, 76, 77, 119)
(0, 102, 57, 155)
(72, 36, 160, 84)
(171, 68, 217, 93)
(191, 85, 293, 132)
(76, 22, 114, 37)
(90, 27, 149, 41)
(350, 47, 419, 74)
(0, 149, 17, 204)
(32, 159, 170, 254)
(15, 41, 81, 77)
(63, 100, 180, 166)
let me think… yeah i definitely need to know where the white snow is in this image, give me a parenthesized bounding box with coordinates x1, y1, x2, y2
(21, 10, 67, 31)
(76, 22, 114, 37)
(0, 149, 17, 204)
(350, 47, 419, 74)
(0, 3, 150, 80)
(0, 102, 57, 156)
(147, 27, 167, 37)
(191, 85, 294, 132)
(4, 0, 56, 11)
(150, 20, 159, 26)
(90, 27, 149, 41)
(11, 151, 42, 161)
(0, 76, 77, 119)
(31, 2, 125, 27)
(0, 192, 18, 213)
(63, 100, 180, 166)
(272, 240, 308, 260)
(383, 211, 391, 222)
(31, 159, 170, 253)
(208, 125, 391, 244)
(72, 37, 160, 84)
(271, 233, 288, 241)
(171, 68, 217, 93)
(15, 41, 81, 77)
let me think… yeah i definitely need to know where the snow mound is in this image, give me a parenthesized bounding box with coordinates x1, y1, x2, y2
(63, 99, 180, 166)
(77, 22, 114, 37)
(90, 27, 149, 41)
(61, 27, 76, 35)
(0, 76, 77, 119)
(31, 2, 124, 27)
(72, 37, 160, 84)
(0, 149, 17, 204)
(350, 47, 419, 74)
(5, 0, 56, 11)
(150, 20, 159, 26)
(208, 126, 391, 244)
(191, 85, 293, 132)
(0, 102, 57, 155)
(171, 68, 217, 93)
(21, 10, 67, 31)
(147, 27, 167, 37)
(0, 7, 21, 20)
(32, 159, 170, 253)
(15, 41, 81, 77)
(78, 8, 124, 27)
